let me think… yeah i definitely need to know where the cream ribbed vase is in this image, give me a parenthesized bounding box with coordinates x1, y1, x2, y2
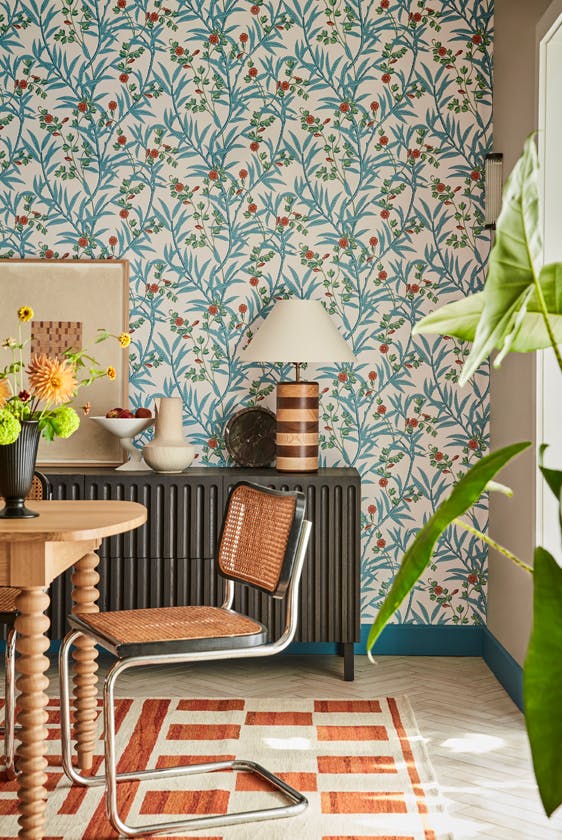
(142, 397, 194, 473)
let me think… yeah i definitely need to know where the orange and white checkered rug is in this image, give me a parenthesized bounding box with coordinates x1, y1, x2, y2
(0, 696, 450, 839)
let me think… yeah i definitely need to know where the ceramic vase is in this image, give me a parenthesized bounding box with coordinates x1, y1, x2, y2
(142, 397, 194, 473)
(0, 420, 41, 518)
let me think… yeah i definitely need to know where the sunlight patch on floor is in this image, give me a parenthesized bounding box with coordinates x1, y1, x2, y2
(441, 732, 505, 754)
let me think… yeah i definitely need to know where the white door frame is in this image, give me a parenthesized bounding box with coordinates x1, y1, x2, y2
(536, 2, 562, 560)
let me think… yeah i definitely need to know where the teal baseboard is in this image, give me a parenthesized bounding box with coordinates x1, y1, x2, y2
(288, 623, 484, 656)
(482, 626, 524, 711)
(361, 623, 484, 655)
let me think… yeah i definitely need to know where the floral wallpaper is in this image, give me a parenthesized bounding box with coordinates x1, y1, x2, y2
(0, 0, 492, 626)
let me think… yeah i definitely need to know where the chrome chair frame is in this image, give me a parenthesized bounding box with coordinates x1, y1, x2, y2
(59, 485, 311, 838)
(1, 626, 16, 778)
(1, 470, 49, 779)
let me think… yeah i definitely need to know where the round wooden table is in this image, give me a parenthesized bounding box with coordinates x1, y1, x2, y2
(0, 500, 147, 840)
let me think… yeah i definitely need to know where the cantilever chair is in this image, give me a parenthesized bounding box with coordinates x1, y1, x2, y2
(1, 470, 50, 779)
(60, 480, 312, 837)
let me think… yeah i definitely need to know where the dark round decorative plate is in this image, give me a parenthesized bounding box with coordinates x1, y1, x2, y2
(224, 406, 276, 468)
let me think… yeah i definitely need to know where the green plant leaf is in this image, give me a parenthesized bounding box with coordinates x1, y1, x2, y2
(414, 293, 484, 343)
(533, 261, 562, 314)
(415, 264, 562, 352)
(538, 444, 562, 500)
(459, 136, 541, 384)
(366, 441, 531, 654)
(524, 546, 562, 817)
(537, 445, 562, 533)
(507, 262, 562, 351)
(38, 416, 56, 441)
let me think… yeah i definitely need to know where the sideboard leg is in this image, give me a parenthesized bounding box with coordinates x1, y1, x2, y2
(342, 642, 355, 681)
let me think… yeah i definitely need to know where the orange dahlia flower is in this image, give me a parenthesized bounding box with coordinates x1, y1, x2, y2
(0, 378, 10, 407)
(27, 354, 77, 405)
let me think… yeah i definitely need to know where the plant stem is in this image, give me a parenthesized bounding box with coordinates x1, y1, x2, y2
(18, 322, 24, 401)
(453, 517, 533, 574)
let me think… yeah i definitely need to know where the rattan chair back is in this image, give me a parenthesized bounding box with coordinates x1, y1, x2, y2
(29, 471, 49, 500)
(217, 482, 306, 598)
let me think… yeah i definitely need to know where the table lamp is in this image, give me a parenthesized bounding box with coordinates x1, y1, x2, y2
(240, 298, 355, 472)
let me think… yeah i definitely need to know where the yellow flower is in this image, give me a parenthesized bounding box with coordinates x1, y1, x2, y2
(0, 378, 10, 408)
(27, 354, 77, 405)
(118, 332, 131, 348)
(106, 366, 116, 380)
(17, 305, 34, 322)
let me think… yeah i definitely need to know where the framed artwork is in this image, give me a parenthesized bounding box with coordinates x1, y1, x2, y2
(0, 259, 129, 466)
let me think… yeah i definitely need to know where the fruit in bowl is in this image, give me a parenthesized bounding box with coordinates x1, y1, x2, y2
(105, 407, 152, 419)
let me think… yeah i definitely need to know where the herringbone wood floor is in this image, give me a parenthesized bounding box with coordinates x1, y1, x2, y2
(11, 653, 562, 839)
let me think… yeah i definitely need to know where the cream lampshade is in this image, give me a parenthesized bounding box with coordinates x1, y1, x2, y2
(240, 298, 355, 472)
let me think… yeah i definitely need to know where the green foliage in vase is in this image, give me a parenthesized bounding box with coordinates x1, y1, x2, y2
(368, 136, 562, 817)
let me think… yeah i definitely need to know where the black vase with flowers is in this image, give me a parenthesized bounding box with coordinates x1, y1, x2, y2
(0, 420, 41, 518)
(0, 302, 127, 519)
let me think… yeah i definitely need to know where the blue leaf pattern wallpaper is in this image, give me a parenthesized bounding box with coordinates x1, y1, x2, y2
(0, 0, 492, 627)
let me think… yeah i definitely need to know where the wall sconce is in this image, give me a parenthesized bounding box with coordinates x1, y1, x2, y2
(485, 153, 503, 229)
(240, 298, 354, 472)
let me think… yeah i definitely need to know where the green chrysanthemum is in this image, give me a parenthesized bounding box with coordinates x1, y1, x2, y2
(50, 406, 80, 439)
(0, 409, 21, 445)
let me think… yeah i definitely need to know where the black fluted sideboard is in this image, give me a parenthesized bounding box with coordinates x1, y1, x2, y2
(39, 467, 361, 680)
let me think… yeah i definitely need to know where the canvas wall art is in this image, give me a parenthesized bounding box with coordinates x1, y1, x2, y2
(0, 260, 128, 465)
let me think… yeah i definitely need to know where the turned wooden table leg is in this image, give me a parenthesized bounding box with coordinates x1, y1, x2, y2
(14, 587, 50, 840)
(71, 547, 101, 771)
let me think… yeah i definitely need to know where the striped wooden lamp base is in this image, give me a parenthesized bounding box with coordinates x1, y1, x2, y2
(276, 381, 319, 472)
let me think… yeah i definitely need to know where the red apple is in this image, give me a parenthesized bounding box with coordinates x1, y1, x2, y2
(119, 409, 134, 418)
(135, 407, 152, 418)
(106, 408, 123, 417)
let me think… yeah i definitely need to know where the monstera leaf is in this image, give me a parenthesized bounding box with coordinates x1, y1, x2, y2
(366, 442, 530, 654)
